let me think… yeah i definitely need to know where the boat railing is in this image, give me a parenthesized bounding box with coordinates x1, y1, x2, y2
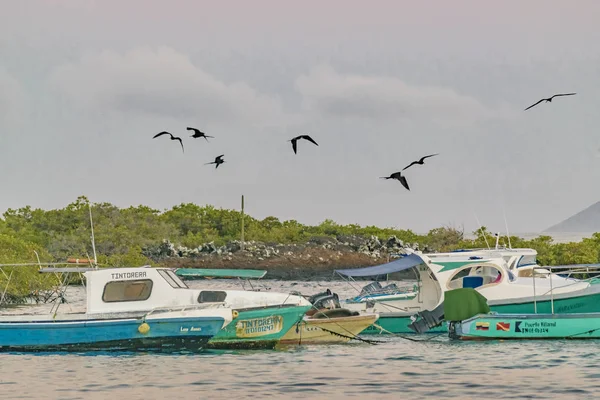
(143, 302, 229, 318)
(532, 265, 600, 314)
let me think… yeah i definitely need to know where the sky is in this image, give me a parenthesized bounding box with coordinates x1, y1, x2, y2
(1, 0, 600, 234)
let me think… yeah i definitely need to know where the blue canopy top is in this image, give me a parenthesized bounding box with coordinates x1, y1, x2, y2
(335, 253, 426, 277)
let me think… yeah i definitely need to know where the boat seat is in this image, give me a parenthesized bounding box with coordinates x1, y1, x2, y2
(462, 276, 483, 289)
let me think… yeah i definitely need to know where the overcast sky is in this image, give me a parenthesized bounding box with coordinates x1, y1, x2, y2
(1, 0, 599, 234)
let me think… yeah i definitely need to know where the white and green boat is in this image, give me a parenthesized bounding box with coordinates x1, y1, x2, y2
(336, 247, 600, 335)
(411, 287, 600, 340)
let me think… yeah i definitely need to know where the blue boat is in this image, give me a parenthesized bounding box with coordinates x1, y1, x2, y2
(0, 267, 234, 352)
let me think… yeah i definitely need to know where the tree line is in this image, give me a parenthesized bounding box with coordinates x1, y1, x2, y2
(1, 196, 599, 301)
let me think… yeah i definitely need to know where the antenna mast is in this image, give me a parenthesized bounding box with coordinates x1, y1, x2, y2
(88, 201, 98, 265)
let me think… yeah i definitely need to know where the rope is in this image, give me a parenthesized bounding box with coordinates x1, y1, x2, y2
(566, 326, 600, 339)
(370, 323, 446, 342)
(317, 326, 383, 345)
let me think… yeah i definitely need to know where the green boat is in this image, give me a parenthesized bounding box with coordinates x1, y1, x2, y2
(411, 287, 600, 340)
(336, 249, 600, 335)
(184, 269, 314, 349)
(207, 304, 312, 349)
(451, 312, 600, 340)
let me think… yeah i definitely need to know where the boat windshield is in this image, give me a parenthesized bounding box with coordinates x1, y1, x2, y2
(158, 269, 189, 289)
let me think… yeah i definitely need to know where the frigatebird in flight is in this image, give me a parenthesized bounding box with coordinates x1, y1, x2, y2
(153, 131, 184, 153)
(289, 135, 318, 154)
(402, 154, 439, 171)
(524, 93, 576, 111)
(380, 172, 410, 191)
(187, 127, 214, 141)
(205, 154, 225, 168)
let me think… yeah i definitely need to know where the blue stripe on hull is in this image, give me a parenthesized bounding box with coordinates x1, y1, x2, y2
(0, 316, 224, 352)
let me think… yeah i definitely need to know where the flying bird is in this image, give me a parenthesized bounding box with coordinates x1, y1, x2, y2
(187, 127, 214, 141)
(524, 93, 576, 111)
(402, 154, 439, 171)
(205, 154, 225, 168)
(380, 172, 410, 191)
(153, 131, 184, 153)
(289, 135, 318, 154)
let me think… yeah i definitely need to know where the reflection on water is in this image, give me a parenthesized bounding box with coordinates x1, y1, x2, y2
(0, 280, 596, 399)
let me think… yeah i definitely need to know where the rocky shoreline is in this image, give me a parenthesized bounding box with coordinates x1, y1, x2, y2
(144, 235, 427, 280)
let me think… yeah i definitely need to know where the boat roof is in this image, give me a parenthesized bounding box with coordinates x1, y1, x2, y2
(175, 268, 267, 279)
(335, 253, 426, 277)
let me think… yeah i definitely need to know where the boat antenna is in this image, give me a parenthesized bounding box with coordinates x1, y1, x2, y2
(503, 209, 512, 250)
(494, 232, 500, 249)
(88, 201, 98, 266)
(474, 214, 490, 250)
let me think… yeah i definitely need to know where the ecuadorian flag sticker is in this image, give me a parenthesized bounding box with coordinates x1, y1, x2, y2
(475, 322, 490, 331)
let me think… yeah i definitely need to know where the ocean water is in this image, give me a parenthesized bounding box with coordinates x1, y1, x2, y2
(1, 280, 598, 399)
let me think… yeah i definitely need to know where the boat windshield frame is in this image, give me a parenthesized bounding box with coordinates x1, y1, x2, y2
(157, 269, 189, 289)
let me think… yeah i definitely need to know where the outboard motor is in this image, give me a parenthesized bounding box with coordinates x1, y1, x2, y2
(308, 289, 341, 311)
(407, 303, 445, 334)
(360, 281, 383, 296)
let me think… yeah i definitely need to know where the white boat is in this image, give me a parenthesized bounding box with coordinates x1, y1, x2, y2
(335, 247, 600, 334)
(35, 265, 313, 350)
(0, 266, 234, 352)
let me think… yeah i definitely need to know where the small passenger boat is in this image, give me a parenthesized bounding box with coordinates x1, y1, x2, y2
(0, 267, 233, 352)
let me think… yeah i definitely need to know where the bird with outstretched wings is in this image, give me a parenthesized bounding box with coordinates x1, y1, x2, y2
(153, 131, 184, 153)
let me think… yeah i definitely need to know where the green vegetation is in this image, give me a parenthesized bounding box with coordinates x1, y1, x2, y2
(1, 195, 600, 301)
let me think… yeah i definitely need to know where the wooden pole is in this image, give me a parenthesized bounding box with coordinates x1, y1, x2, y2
(241, 194, 245, 251)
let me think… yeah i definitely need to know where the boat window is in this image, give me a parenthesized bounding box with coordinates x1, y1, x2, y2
(450, 268, 472, 282)
(448, 265, 504, 289)
(198, 291, 227, 303)
(158, 269, 188, 289)
(102, 279, 153, 303)
(517, 255, 537, 268)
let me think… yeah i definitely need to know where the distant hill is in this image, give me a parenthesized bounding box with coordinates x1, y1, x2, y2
(545, 201, 600, 233)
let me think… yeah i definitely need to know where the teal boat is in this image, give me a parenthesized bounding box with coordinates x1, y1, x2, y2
(451, 313, 600, 340)
(180, 268, 314, 349)
(335, 249, 600, 335)
(206, 304, 312, 349)
(410, 288, 600, 340)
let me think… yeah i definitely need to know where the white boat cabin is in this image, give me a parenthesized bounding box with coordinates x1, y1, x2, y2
(337, 250, 596, 315)
(84, 267, 311, 315)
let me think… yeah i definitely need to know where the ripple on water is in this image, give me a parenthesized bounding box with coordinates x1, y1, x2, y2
(1, 281, 600, 399)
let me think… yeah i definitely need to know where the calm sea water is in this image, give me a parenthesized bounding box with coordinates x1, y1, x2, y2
(1, 280, 598, 399)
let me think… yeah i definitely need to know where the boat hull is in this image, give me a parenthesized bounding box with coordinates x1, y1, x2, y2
(0, 315, 225, 352)
(451, 313, 600, 340)
(358, 289, 600, 334)
(279, 313, 379, 345)
(206, 305, 312, 350)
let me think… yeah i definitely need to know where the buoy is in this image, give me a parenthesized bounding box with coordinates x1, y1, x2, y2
(232, 310, 239, 319)
(138, 322, 150, 334)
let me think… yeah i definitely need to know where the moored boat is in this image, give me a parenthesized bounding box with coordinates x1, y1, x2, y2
(0, 267, 233, 352)
(279, 289, 379, 345)
(336, 249, 600, 335)
(450, 312, 600, 340)
(410, 287, 600, 341)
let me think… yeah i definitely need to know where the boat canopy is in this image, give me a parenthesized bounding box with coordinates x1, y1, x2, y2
(175, 268, 267, 279)
(335, 253, 426, 277)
